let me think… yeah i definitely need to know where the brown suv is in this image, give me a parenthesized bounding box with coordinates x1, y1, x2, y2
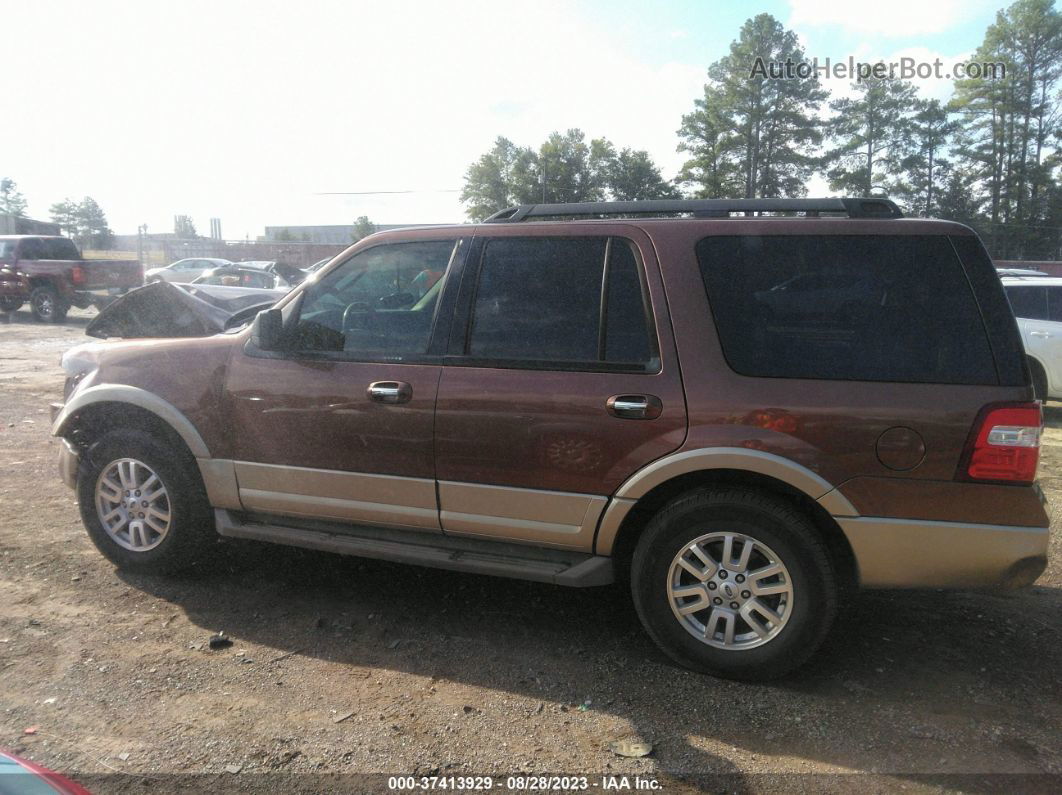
(51, 198, 1050, 680)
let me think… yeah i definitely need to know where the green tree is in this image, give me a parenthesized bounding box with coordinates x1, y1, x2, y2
(174, 215, 197, 238)
(460, 137, 533, 221)
(950, 0, 1062, 257)
(0, 178, 28, 217)
(78, 197, 113, 249)
(677, 85, 744, 197)
(827, 77, 920, 196)
(530, 129, 611, 204)
(677, 13, 827, 198)
(935, 168, 987, 229)
(607, 148, 681, 201)
(49, 199, 81, 237)
(461, 131, 676, 219)
(894, 99, 960, 216)
(353, 216, 376, 241)
(49, 197, 113, 247)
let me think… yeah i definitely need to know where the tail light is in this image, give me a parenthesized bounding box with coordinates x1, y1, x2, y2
(70, 265, 86, 286)
(959, 402, 1042, 484)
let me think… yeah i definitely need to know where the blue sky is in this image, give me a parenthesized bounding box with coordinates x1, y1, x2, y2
(585, 0, 1002, 67)
(0, 0, 1037, 238)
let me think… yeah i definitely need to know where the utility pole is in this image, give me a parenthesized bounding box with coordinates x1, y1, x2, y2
(541, 162, 547, 203)
(137, 223, 148, 264)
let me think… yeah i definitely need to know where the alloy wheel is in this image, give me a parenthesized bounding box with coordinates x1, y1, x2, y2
(667, 531, 794, 650)
(94, 458, 172, 551)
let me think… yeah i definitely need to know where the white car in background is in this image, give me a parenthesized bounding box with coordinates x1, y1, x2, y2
(144, 257, 234, 284)
(1002, 274, 1062, 400)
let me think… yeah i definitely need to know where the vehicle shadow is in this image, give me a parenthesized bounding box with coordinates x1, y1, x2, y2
(117, 536, 1061, 787)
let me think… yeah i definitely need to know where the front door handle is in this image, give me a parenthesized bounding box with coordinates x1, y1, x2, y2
(367, 381, 412, 404)
(607, 394, 662, 420)
(1030, 330, 1051, 339)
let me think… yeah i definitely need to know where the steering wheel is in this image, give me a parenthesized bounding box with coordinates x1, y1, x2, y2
(342, 300, 374, 332)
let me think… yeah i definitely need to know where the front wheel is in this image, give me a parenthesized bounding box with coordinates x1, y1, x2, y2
(0, 296, 23, 313)
(631, 488, 837, 681)
(30, 285, 68, 322)
(76, 430, 213, 573)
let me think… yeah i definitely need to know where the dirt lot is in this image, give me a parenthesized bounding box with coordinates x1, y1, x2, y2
(1, 307, 1060, 794)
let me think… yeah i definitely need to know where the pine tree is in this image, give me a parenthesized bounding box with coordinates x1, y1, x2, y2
(826, 78, 920, 197)
(677, 13, 827, 198)
(894, 99, 960, 216)
(0, 178, 28, 217)
(950, 0, 1062, 257)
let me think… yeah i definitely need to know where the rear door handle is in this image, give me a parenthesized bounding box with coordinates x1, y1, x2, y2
(367, 381, 412, 404)
(607, 394, 662, 420)
(1030, 330, 1051, 339)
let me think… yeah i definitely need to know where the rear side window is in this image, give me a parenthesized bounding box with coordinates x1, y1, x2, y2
(466, 237, 656, 370)
(696, 235, 997, 385)
(19, 238, 45, 260)
(1005, 285, 1048, 320)
(42, 238, 79, 259)
(1048, 287, 1062, 322)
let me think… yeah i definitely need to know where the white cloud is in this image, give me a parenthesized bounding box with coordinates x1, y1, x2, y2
(787, 0, 986, 36)
(0, 0, 705, 236)
(821, 46, 972, 103)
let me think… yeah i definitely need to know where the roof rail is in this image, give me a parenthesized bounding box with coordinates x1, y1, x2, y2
(483, 197, 903, 222)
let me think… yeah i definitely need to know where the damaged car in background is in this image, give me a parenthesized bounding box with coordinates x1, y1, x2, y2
(85, 280, 286, 339)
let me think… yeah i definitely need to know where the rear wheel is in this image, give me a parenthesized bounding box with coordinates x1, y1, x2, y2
(631, 488, 837, 680)
(77, 430, 213, 573)
(29, 285, 68, 323)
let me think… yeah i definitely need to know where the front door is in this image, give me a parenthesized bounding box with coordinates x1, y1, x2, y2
(434, 228, 687, 551)
(225, 235, 464, 532)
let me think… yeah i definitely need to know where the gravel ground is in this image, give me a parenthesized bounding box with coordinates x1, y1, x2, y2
(1, 307, 1060, 794)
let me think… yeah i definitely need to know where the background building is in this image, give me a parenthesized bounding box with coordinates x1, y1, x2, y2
(0, 214, 61, 235)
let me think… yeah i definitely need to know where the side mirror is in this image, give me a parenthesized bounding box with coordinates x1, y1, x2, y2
(251, 308, 284, 350)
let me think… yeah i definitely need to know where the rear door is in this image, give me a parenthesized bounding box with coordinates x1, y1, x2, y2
(434, 226, 687, 551)
(1039, 287, 1062, 396)
(1005, 283, 1057, 393)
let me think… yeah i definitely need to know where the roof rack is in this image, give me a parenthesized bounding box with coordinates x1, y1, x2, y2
(483, 197, 903, 222)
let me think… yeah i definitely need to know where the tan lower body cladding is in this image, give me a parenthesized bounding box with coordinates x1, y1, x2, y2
(211, 461, 606, 550)
(233, 462, 440, 532)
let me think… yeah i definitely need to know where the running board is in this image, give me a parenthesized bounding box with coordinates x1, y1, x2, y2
(214, 509, 614, 587)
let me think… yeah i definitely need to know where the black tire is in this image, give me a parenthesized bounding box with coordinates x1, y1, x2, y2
(0, 296, 23, 313)
(76, 429, 213, 574)
(1030, 358, 1049, 402)
(29, 285, 68, 323)
(631, 487, 837, 681)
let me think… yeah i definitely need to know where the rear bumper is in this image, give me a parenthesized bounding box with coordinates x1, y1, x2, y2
(838, 516, 1049, 589)
(58, 437, 79, 490)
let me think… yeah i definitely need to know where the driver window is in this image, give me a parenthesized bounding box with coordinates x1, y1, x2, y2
(289, 239, 456, 358)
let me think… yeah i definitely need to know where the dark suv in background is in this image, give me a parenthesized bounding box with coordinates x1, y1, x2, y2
(51, 198, 1049, 680)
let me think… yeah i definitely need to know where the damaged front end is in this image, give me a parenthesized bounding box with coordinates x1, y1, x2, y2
(85, 280, 286, 339)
